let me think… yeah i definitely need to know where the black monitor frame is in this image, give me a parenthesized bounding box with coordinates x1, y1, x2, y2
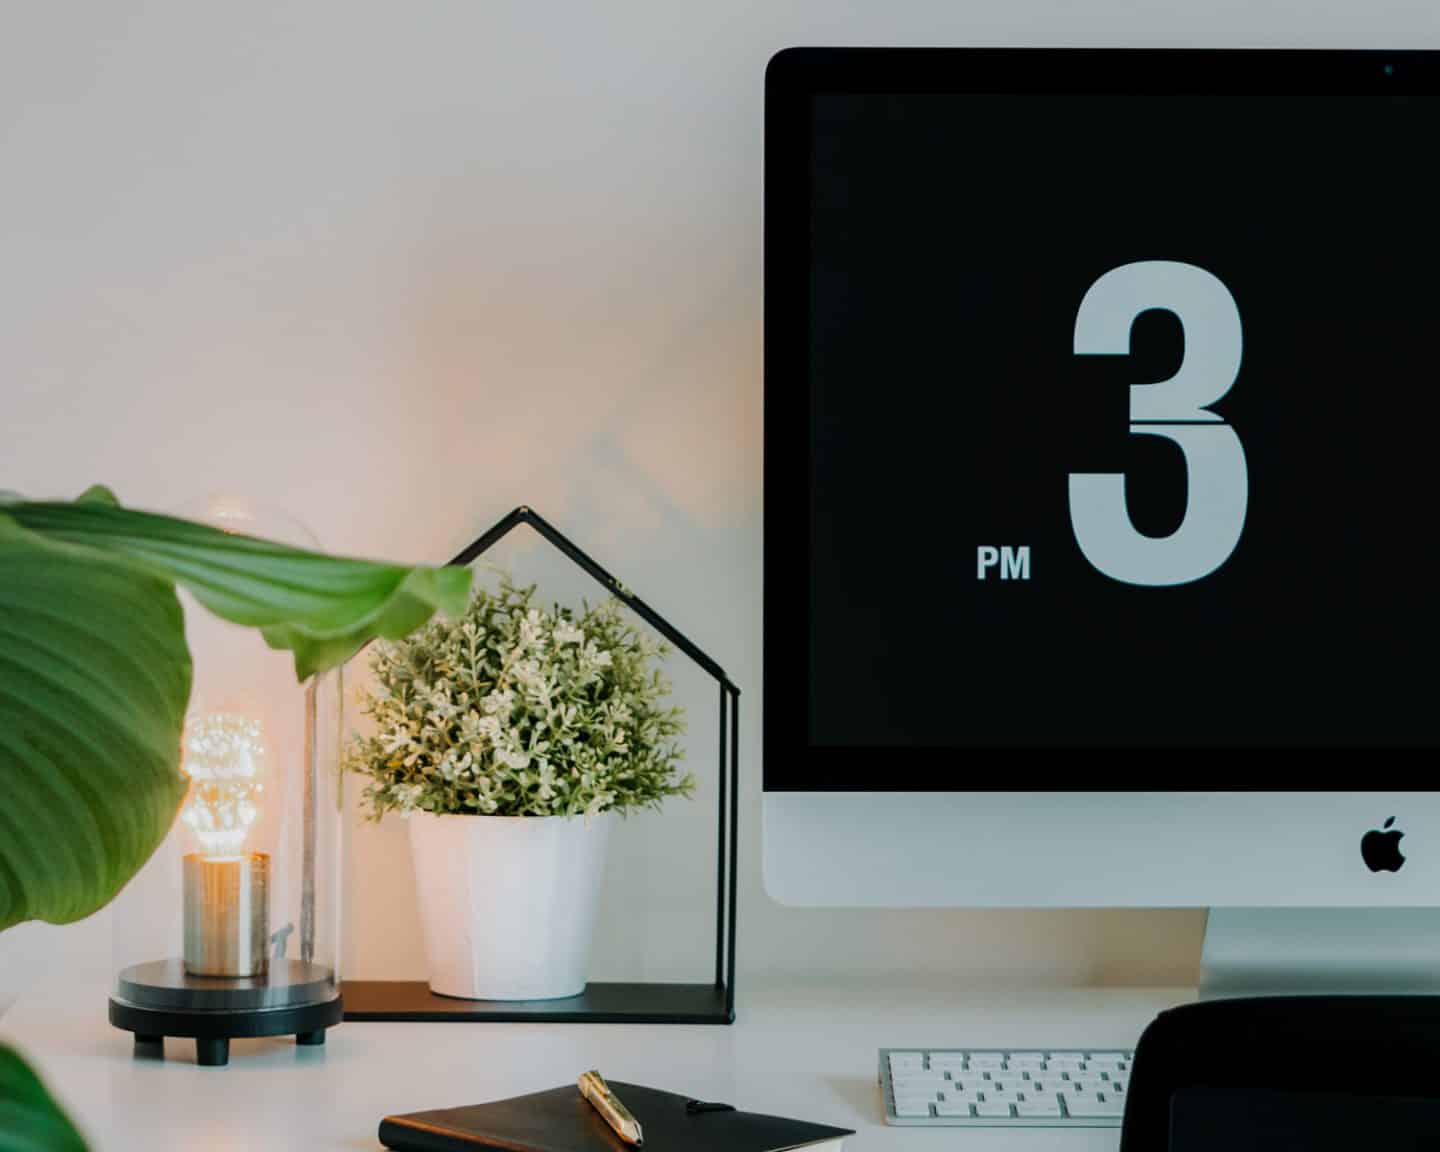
(763, 48, 1440, 791)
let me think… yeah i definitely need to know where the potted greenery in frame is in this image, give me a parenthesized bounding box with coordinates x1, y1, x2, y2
(348, 577, 692, 1001)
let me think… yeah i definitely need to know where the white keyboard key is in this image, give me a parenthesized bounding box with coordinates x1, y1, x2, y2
(894, 1099, 933, 1117)
(975, 1102, 1016, 1118)
(1017, 1098, 1063, 1118)
(936, 1101, 975, 1117)
(1065, 1095, 1125, 1118)
(894, 1073, 948, 1088)
(889, 1052, 925, 1071)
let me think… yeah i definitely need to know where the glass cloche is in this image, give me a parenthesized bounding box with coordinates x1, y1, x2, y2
(108, 498, 344, 1066)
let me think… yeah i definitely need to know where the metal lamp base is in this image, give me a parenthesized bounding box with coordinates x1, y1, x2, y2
(109, 959, 342, 1066)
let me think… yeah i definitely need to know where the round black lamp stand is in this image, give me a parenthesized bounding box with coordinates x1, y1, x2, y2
(109, 960, 342, 1067)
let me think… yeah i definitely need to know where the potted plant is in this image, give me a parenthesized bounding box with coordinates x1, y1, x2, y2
(348, 577, 692, 1001)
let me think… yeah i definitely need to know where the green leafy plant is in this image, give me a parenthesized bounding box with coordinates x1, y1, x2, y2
(348, 577, 692, 819)
(0, 1047, 87, 1152)
(0, 487, 470, 1150)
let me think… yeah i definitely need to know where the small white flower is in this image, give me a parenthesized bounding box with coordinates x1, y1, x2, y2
(458, 713, 486, 743)
(517, 608, 547, 653)
(380, 725, 413, 756)
(438, 749, 474, 781)
(391, 783, 426, 812)
(482, 688, 514, 716)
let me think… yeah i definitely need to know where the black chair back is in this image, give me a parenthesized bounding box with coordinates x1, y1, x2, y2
(1121, 996, 1440, 1151)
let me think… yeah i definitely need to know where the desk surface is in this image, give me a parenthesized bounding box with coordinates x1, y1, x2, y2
(2, 975, 1189, 1151)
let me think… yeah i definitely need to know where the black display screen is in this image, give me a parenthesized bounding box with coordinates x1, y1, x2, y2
(790, 70, 1440, 759)
(771, 51, 1440, 783)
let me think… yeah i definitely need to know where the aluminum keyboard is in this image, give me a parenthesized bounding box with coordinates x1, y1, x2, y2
(881, 1047, 1134, 1128)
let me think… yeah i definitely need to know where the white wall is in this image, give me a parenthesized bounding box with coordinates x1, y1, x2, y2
(7, 1, 1436, 1001)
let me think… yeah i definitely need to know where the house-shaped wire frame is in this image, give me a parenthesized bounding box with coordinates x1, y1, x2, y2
(341, 507, 739, 1024)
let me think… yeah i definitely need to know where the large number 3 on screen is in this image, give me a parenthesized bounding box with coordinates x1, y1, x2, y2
(1068, 260, 1247, 587)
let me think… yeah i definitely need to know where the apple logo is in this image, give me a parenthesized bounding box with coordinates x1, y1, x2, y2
(1361, 817, 1406, 873)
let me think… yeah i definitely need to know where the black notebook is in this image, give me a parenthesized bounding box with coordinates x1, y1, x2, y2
(378, 1081, 851, 1152)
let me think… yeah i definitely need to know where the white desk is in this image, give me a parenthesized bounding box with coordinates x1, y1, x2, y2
(2, 975, 1190, 1151)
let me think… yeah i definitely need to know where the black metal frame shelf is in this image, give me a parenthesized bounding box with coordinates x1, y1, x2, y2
(341, 506, 739, 1025)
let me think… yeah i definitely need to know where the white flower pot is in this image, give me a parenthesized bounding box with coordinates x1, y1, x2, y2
(407, 810, 612, 1000)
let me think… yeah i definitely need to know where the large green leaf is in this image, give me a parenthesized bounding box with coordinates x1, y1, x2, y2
(0, 513, 190, 931)
(0, 1046, 87, 1152)
(0, 490, 472, 933)
(6, 494, 471, 680)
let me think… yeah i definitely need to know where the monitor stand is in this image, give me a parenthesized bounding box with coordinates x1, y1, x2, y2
(1200, 909, 1440, 997)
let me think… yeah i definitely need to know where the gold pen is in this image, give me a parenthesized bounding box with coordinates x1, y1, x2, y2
(579, 1070, 644, 1146)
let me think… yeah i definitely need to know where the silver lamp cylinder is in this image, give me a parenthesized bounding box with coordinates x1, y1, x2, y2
(182, 853, 270, 978)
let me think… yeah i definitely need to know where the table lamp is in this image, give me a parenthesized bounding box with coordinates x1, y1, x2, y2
(108, 498, 344, 1066)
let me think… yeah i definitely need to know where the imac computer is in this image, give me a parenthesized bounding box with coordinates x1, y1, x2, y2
(763, 48, 1440, 998)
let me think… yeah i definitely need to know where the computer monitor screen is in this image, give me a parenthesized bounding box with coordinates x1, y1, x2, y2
(766, 50, 1440, 783)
